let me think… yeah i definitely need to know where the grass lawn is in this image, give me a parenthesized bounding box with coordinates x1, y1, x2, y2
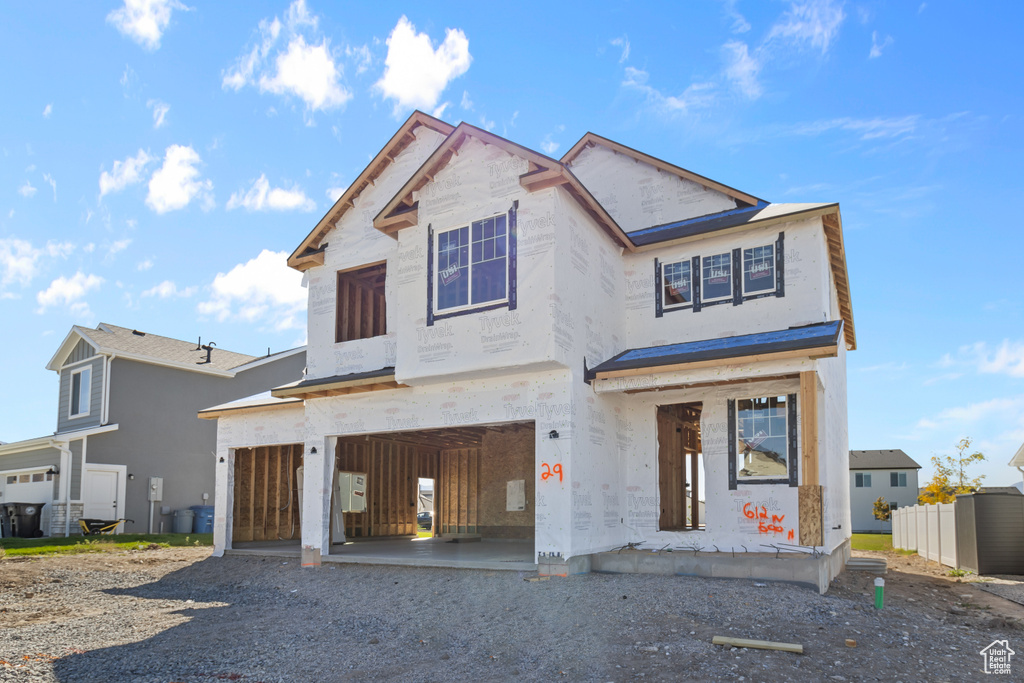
(0, 533, 213, 557)
(851, 533, 894, 552)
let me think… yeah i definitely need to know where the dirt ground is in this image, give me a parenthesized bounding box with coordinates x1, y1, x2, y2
(1, 545, 1021, 681)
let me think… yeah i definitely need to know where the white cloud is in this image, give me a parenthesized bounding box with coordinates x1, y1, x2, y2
(0, 238, 41, 288)
(765, 0, 846, 55)
(375, 16, 471, 115)
(431, 101, 450, 119)
(326, 185, 347, 201)
(197, 249, 306, 331)
(622, 67, 717, 114)
(869, 31, 893, 59)
(148, 99, 170, 128)
(226, 174, 315, 212)
(345, 44, 372, 75)
(142, 279, 196, 298)
(42, 104, 52, 118)
(723, 41, 762, 99)
(971, 340, 1024, 378)
(42, 173, 56, 202)
(611, 36, 630, 63)
(722, 0, 751, 33)
(223, 1, 349, 118)
(18, 181, 37, 198)
(460, 90, 473, 111)
(478, 115, 495, 132)
(108, 239, 132, 256)
(540, 136, 559, 155)
(259, 35, 350, 114)
(107, 0, 189, 51)
(36, 271, 104, 316)
(790, 115, 920, 141)
(137, 259, 154, 271)
(146, 144, 213, 213)
(99, 149, 153, 199)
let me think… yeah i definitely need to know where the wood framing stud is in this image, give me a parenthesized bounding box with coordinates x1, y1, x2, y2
(799, 370, 819, 487)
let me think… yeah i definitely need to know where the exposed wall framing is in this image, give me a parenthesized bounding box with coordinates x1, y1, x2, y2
(233, 444, 303, 542)
(657, 403, 703, 531)
(440, 448, 480, 534)
(336, 262, 387, 342)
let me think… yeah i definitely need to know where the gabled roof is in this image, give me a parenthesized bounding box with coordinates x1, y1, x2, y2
(287, 111, 455, 271)
(561, 132, 764, 208)
(849, 449, 921, 470)
(1009, 441, 1024, 468)
(45, 323, 292, 377)
(371, 122, 634, 250)
(589, 321, 842, 381)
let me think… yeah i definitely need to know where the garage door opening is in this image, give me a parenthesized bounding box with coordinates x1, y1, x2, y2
(232, 444, 303, 543)
(335, 422, 535, 542)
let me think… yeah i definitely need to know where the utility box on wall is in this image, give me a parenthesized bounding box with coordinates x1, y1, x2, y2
(335, 471, 367, 513)
(148, 477, 163, 502)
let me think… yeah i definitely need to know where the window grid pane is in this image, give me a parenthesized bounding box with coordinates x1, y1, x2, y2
(663, 260, 691, 306)
(470, 215, 507, 305)
(437, 227, 469, 310)
(743, 244, 775, 293)
(702, 253, 732, 300)
(736, 395, 788, 478)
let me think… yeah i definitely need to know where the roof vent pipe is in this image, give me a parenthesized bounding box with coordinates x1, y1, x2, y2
(199, 342, 216, 364)
(196, 336, 202, 350)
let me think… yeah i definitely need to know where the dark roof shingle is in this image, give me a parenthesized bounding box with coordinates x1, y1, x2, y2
(849, 449, 921, 470)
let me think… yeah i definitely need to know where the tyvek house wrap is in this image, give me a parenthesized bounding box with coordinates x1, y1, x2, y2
(567, 142, 738, 233)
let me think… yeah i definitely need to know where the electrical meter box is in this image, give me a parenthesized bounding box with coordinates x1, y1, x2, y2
(148, 477, 163, 502)
(335, 471, 367, 513)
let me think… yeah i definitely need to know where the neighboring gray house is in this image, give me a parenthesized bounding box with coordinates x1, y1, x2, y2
(0, 324, 304, 536)
(849, 449, 921, 533)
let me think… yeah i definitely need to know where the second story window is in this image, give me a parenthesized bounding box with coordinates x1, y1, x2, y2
(336, 263, 387, 342)
(743, 244, 775, 295)
(436, 214, 508, 312)
(890, 472, 907, 487)
(855, 472, 872, 487)
(70, 366, 91, 418)
(662, 259, 692, 310)
(702, 253, 732, 302)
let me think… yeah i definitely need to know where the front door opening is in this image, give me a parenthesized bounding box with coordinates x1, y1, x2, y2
(417, 477, 435, 537)
(657, 402, 705, 531)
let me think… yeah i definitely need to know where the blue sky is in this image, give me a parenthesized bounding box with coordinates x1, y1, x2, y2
(1, 1, 1022, 487)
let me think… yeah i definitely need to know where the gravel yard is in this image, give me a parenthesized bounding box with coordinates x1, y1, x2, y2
(1, 546, 1021, 682)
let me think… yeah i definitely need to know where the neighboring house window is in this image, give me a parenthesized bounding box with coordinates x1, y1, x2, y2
(70, 366, 91, 417)
(855, 473, 872, 487)
(336, 263, 387, 343)
(702, 253, 732, 302)
(890, 472, 907, 487)
(889, 502, 898, 511)
(743, 244, 775, 295)
(5, 476, 15, 484)
(662, 259, 693, 310)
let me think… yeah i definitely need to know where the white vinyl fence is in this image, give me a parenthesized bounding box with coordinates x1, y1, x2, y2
(892, 503, 958, 568)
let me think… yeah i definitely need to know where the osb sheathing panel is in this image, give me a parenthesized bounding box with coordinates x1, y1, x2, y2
(477, 426, 535, 539)
(232, 445, 302, 542)
(336, 438, 428, 537)
(799, 484, 823, 546)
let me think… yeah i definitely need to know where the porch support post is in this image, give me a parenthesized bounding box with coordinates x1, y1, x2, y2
(301, 436, 336, 567)
(213, 446, 232, 557)
(798, 370, 823, 546)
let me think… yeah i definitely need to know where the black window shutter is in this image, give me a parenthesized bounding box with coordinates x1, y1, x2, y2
(691, 256, 702, 313)
(776, 231, 785, 298)
(508, 201, 518, 311)
(654, 258, 663, 318)
(732, 247, 742, 305)
(788, 392, 798, 486)
(728, 399, 737, 490)
(426, 223, 434, 327)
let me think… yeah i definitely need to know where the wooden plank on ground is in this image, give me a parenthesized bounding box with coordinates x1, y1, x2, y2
(712, 636, 803, 654)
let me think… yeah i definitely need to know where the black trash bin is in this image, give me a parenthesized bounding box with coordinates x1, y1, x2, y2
(0, 507, 11, 538)
(3, 503, 46, 538)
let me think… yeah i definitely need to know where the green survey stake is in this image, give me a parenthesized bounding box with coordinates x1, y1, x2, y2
(874, 577, 885, 609)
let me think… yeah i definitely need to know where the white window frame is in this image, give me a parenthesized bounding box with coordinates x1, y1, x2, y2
(742, 243, 776, 296)
(69, 366, 91, 418)
(433, 213, 509, 315)
(662, 258, 693, 311)
(735, 394, 789, 481)
(855, 472, 872, 488)
(890, 471, 907, 488)
(701, 252, 733, 303)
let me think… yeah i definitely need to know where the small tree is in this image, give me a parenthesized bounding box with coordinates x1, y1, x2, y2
(872, 496, 892, 532)
(918, 437, 986, 505)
